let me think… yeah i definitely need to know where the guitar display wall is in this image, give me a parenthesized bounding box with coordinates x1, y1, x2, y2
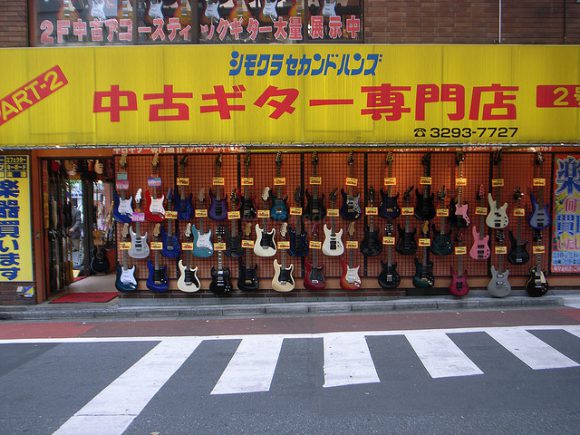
(114, 149, 552, 296)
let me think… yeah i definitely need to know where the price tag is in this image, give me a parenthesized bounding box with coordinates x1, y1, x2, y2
(455, 246, 467, 255)
(533, 245, 546, 254)
(420, 176, 432, 185)
(212, 177, 225, 186)
(533, 178, 546, 187)
(147, 176, 162, 188)
(182, 242, 194, 250)
(455, 177, 468, 187)
(242, 240, 255, 249)
(278, 241, 290, 250)
(346, 241, 359, 249)
(309, 240, 322, 249)
(513, 208, 525, 217)
(115, 180, 129, 191)
(119, 242, 131, 250)
(241, 177, 254, 186)
(383, 236, 395, 246)
(365, 207, 378, 216)
(309, 176, 322, 185)
(290, 207, 303, 216)
(436, 208, 449, 217)
(418, 238, 431, 247)
(402, 207, 415, 216)
(274, 177, 286, 186)
(257, 209, 270, 219)
(116, 172, 128, 181)
(214, 242, 226, 251)
(151, 241, 163, 250)
(492, 178, 504, 187)
(165, 211, 177, 219)
(131, 212, 145, 222)
(176, 177, 189, 186)
(195, 209, 208, 218)
(475, 207, 488, 215)
(384, 177, 397, 186)
(228, 211, 241, 220)
(327, 209, 339, 217)
(495, 246, 507, 255)
(346, 177, 358, 187)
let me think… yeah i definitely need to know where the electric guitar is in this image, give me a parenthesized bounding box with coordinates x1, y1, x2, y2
(192, 188, 214, 258)
(259, 0, 279, 22)
(146, 224, 169, 293)
(225, 190, 242, 257)
(238, 222, 259, 291)
(209, 226, 232, 295)
(529, 152, 551, 231)
(161, 189, 180, 259)
(340, 152, 362, 220)
(360, 186, 382, 257)
(486, 149, 509, 229)
(431, 186, 453, 256)
(113, 154, 133, 223)
(270, 152, 288, 221)
(175, 155, 194, 221)
(201, 0, 221, 25)
(487, 230, 511, 298)
(378, 223, 400, 289)
(470, 184, 491, 260)
(449, 151, 470, 228)
(145, 152, 165, 223)
(507, 188, 530, 265)
(128, 188, 150, 259)
(449, 231, 469, 297)
(304, 152, 326, 221)
(412, 221, 435, 288)
(321, 0, 337, 17)
(379, 152, 401, 220)
(209, 154, 228, 221)
(90, 228, 110, 274)
(115, 223, 138, 292)
(177, 223, 201, 293)
(322, 189, 344, 256)
(145, 0, 164, 22)
(289, 187, 309, 257)
(254, 187, 277, 257)
(396, 186, 417, 255)
(415, 153, 436, 221)
(526, 230, 549, 297)
(304, 223, 325, 291)
(272, 223, 295, 292)
(340, 222, 362, 290)
(240, 152, 257, 220)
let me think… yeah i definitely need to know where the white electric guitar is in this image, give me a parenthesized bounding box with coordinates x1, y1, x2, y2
(272, 223, 295, 292)
(322, 189, 344, 256)
(128, 189, 150, 259)
(177, 223, 201, 293)
(254, 187, 277, 257)
(204, 0, 220, 22)
(322, 0, 337, 17)
(91, 0, 107, 20)
(148, 0, 164, 19)
(486, 149, 509, 229)
(263, 0, 279, 21)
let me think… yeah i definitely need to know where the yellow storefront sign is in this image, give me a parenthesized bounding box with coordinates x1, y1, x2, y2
(0, 45, 578, 147)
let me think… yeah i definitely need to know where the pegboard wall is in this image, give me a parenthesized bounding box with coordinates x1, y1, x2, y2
(113, 148, 555, 296)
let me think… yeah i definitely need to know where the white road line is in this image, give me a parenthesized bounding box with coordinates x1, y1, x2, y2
(52, 338, 201, 435)
(486, 329, 579, 370)
(323, 334, 380, 388)
(565, 326, 580, 339)
(405, 331, 484, 379)
(211, 336, 283, 395)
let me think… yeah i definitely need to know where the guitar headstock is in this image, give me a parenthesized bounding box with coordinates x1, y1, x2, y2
(513, 187, 524, 202)
(153, 223, 161, 238)
(329, 188, 338, 205)
(385, 222, 394, 237)
(197, 187, 206, 205)
(135, 188, 143, 205)
(245, 152, 251, 168)
(152, 152, 160, 170)
(455, 229, 464, 244)
(476, 183, 485, 201)
(347, 151, 354, 167)
(312, 152, 319, 167)
(280, 222, 288, 238)
(230, 189, 239, 208)
(275, 151, 282, 168)
(386, 151, 393, 166)
(437, 185, 446, 202)
(311, 222, 319, 239)
(421, 152, 431, 168)
(119, 153, 128, 170)
(121, 223, 129, 239)
(422, 220, 429, 237)
(215, 153, 223, 168)
(261, 186, 271, 202)
(185, 222, 192, 238)
(403, 185, 414, 203)
(535, 152, 544, 166)
(347, 221, 356, 238)
(167, 188, 174, 204)
(492, 148, 503, 166)
(243, 222, 252, 238)
(368, 186, 376, 206)
(455, 150, 465, 166)
(294, 186, 302, 205)
(179, 155, 188, 168)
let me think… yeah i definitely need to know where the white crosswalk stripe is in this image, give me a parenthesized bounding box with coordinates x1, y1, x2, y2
(323, 334, 380, 388)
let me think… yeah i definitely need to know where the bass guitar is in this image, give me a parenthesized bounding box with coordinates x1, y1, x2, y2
(144, 152, 165, 223)
(340, 152, 362, 220)
(470, 184, 491, 260)
(128, 188, 150, 259)
(209, 154, 228, 221)
(113, 154, 133, 223)
(526, 230, 549, 297)
(340, 222, 362, 290)
(175, 155, 194, 221)
(487, 230, 511, 298)
(177, 223, 201, 293)
(396, 186, 417, 255)
(449, 151, 470, 228)
(507, 188, 530, 265)
(289, 187, 308, 257)
(270, 152, 288, 221)
(304, 223, 325, 291)
(360, 186, 382, 257)
(378, 223, 400, 289)
(225, 190, 242, 257)
(529, 152, 551, 230)
(240, 152, 256, 220)
(146, 224, 169, 293)
(192, 188, 214, 258)
(379, 152, 401, 220)
(322, 189, 344, 256)
(238, 222, 259, 291)
(209, 226, 233, 295)
(431, 186, 453, 256)
(90, 228, 110, 274)
(304, 152, 326, 221)
(415, 153, 436, 221)
(161, 189, 181, 259)
(449, 231, 469, 297)
(412, 221, 435, 288)
(486, 149, 509, 229)
(254, 187, 277, 257)
(272, 223, 295, 292)
(115, 223, 138, 292)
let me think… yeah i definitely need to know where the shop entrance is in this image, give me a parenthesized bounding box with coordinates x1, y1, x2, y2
(44, 158, 116, 295)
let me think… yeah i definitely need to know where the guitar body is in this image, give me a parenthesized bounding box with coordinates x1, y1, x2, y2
(128, 228, 150, 259)
(304, 260, 325, 290)
(431, 225, 453, 256)
(161, 226, 181, 259)
(208, 190, 228, 221)
(378, 191, 401, 220)
(486, 193, 509, 229)
(115, 264, 137, 292)
(144, 191, 165, 222)
(238, 263, 259, 291)
(253, 223, 276, 257)
(240, 197, 257, 220)
(321, 225, 344, 256)
(414, 188, 436, 221)
(304, 191, 326, 221)
(528, 193, 551, 230)
(378, 262, 400, 289)
(270, 198, 288, 221)
(449, 267, 469, 297)
(449, 200, 470, 228)
(360, 229, 382, 257)
(487, 266, 511, 298)
(412, 257, 435, 288)
(90, 247, 110, 274)
(177, 260, 201, 293)
(396, 225, 417, 255)
(339, 259, 361, 290)
(339, 189, 362, 220)
(209, 266, 233, 295)
(225, 231, 243, 258)
(469, 226, 490, 260)
(526, 266, 549, 297)
(146, 260, 169, 293)
(192, 225, 214, 258)
(507, 230, 530, 265)
(288, 227, 309, 257)
(272, 259, 295, 292)
(113, 191, 133, 223)
(175, 193, 194, 221)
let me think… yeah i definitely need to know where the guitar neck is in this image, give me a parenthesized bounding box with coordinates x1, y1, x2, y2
(387, 243, 393, 266)
(457, 249, 463, 276)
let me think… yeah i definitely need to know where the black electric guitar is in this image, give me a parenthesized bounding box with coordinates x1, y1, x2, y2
(431, 186, 453, 256)
(146, 224, 169, 293)
(508, 188, 530, 265)
(225, 190, 243, 258)
(208, 154, 228, 221)
(415, 153, 436, 221)
(304, 152, 326, 221)
(360, 186, 382, 257)
(379, 152, 401, 220)
(90, 228, 110, 274)
(289, 187, 308, 257)
(449, 231, 469, 297)
(238, 222, 259, 292)
(526, 230, 549, 297)
(340, 152, 362, 220)
(176, 155, 194, 221)
(396, 186, 417, 255)
(412, 221, 435, 288)
(270, 152, 288, 221)
(240, 152, 257, 220)
(378, 222, 400, 289)
(209, 226, 233, 295)
(304, 223, 326, 291)
(449, 151, 470, 228)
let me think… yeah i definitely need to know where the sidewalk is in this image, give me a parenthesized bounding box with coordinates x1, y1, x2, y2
(1, 290, 578, 321)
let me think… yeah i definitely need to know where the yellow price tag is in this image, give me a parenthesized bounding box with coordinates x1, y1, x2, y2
(277, 241, 290, 250)
(420, 176, 432, 185)
(181, 242, 194, 250)
(151, 242, 163, 250)
(475, 207, 488, 216)
(454, 246, 467, 255)
(533, 178, 546, 187)
(436, 208, 449, 217)
(513, 208, 525, 217)
(228, 211, 241, 220)
(242, 240, 254, 249)
(195, 209, 208, 218)
(383, 236, 395, 245)
(346, 241, 359, 249)
(290, 207, 303, 216)
(119, 241, 131, 250)
(402, 207, 415, 216)
(212, 177, 225, 186)
(495, 246, 507, 255)
(309, 241, 322, 249)
(365, 207, 378, 216)
(327, 209, 339, 217)
(533, 245, 546, 254)
(455, 177, 468, 187)
(492, 178, 504, 187)
(346, 177, 358, 187)
(418, 238, 431, 247)
(384, 177, 397, 186)
(309, 176, 322, 185)
(257, 210, 270, 219)
(214, 242, 226, 251)
(274, 177, 286, 186)
(241, 177, 254, 186)
(176, 177, 189, 186)
(165, 211, 177, 219)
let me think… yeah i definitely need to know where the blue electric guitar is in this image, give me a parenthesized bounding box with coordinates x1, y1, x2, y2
(115, 223, 138, 292)
(209, 153, 228, 221)
(340, 152, 362, 221)
(529, 152, 551, 230)
(161, 189, 180, 259)
(270, 152, 288, 221)
(192, 188, 214, 258)
(289, 187, 308, 257)
(175, 155, 194, 221)
(146, 224, 169, 293)
(113, 154, 133, 223)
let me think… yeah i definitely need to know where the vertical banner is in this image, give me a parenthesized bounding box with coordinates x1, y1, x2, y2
(0, 156, 33, 282)
(552, 154, 580, 273)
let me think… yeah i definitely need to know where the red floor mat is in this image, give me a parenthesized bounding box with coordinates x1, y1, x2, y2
(50, 292, 118, 304)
